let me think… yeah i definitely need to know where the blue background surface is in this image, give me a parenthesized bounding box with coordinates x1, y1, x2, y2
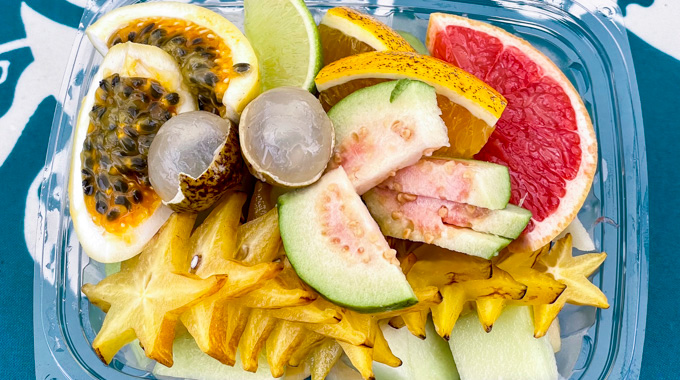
(0, 0, 676, 378)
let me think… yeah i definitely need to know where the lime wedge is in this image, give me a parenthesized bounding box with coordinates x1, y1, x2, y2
(244, 0, 322, 92)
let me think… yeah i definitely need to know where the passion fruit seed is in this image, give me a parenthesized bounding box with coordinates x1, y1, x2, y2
(239, 87, 334, 187)
(80, 73, 178, 226)
(109, 17, 234, 116)
(148, 111, 243, 211)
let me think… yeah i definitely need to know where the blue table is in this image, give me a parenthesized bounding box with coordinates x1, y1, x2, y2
(0, 0, 675, 378)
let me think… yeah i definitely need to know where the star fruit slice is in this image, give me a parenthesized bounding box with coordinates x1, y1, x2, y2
(532, 234, 608, 337)
(180, 193, 285, 365)
(476, 248, 567, 331)
(81, 213, 224, 366)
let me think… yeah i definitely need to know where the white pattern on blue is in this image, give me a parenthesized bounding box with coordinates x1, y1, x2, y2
(0, 3, 78, 167)
(624, 0, 680, 61)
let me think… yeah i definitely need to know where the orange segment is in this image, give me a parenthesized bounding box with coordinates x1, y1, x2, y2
(315, 51, 507, 158)
(319, 7, 414, 65)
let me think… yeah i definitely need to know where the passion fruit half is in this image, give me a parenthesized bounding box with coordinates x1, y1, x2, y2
(69, 42, 196, 263)
(86, 2, 259, 122)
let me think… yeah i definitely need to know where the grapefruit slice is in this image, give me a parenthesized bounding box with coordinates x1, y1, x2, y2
(314, 51, 507, 158)
(427, 13, 597, 252)
(319, 7, 415, 66)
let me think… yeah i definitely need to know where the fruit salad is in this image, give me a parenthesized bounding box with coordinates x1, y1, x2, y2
(71, 1, 609, 379)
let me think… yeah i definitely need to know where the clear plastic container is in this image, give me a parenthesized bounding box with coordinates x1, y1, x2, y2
(33, 0, 648, 379)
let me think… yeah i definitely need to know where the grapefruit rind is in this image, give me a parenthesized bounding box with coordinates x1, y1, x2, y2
(69, 42, 196, 263)
(320, 7, 415, 53)
(86, 1, 260, 122)
(314, 51, 507, 127)
(427, 13, 597, 252)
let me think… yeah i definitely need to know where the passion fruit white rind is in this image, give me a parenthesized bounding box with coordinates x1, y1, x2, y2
(278, 167, 417, 313)
(86, 1, 259, 122)
(69, 42, 196, 263)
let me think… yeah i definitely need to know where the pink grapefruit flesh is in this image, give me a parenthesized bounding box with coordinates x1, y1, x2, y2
(427, 13, 597, 252)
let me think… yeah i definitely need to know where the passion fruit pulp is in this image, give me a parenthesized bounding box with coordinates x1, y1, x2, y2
(86, 2, 260, 122)
(108, 18, 232, 116)
(81, 73, 179, 231)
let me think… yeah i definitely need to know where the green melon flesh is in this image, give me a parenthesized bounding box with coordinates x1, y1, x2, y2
(278, 167, 417, 312)
(375, 320, 460, 380)
(152, 334, 278, 380)
(449, 306, 558, 380)
(365, 187, 530, 239)
(327, 79, 449, 195)
(364, 189, 511, 259)
(379, 158, 511, 210)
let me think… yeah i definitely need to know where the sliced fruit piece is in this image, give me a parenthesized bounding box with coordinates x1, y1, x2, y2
(374, 320, 459, 380)
(244, 0, 321, 91)
(81, 213, 223, 366)
(266, 321, 308, 377)
(475, 247, 566, 331)
(237, 208, 282, 265)
(326, 358, 363, 380)
(70, 42, 195, 263)
(449, 306, 558, 380)
(180, 261, 282, 365)
(288, 332, 326, 367)
(532, 234, 608, 337)
(247, 180, 276, 220)
(319, 6, 415, 65)
(408, 245, 492, 288)
(190, 192, 247, 278)
(87, 1, 259, 121)
(366, 187, 530, 242)
(310, 339, 344, 380)
(239, 87, 335, 188)
(153, 333, 279, 380)
(327, 79, 449, 195)
(237, 278, 317, 309)
(279, 167, 417, 312)
(547, 318, 561, 353)
(428, 13, 598, 251)
(239, 309, 279, 372)
(338, 341, 375, 380)
(148, 111, 244, 212)
(364, 189, 511, 259)
(315, 50, 507, 158)
(267, 299, 343, 324)
(379, 157, 511, 210)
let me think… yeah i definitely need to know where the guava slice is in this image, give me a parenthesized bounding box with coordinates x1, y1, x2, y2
(278, 167, 417, 312)
(379, 157, 511, 210)
(365, 187, 531, 240)
(327, 79, 449, 195)
(364, 188, 512, 259)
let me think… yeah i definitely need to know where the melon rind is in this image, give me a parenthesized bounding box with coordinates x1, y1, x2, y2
(278, 168, 417, 313)
(69, 42, 196, 263)
(364, 189, 511, 259)
(86, 1, 260, 122)
(449, 306, 558, 380)
(328, 79, 449, 195)
(319, 7, 415, 53)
